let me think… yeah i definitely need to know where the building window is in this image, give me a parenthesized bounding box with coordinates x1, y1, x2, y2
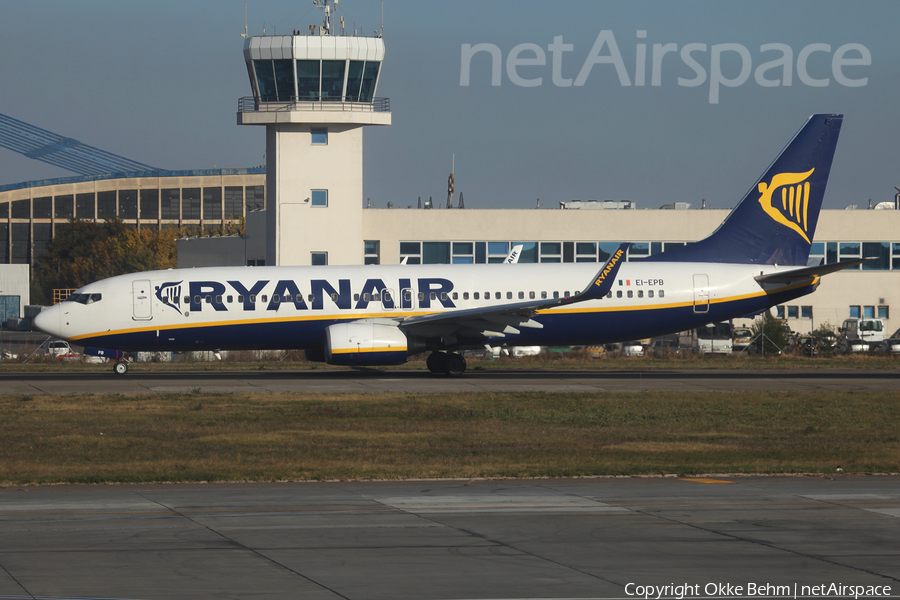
(97, 191, 116, 218)
(863, 305, 875, 319)
(182, 188, 201, 220)
(452, 241, 474, 264)
(801, 305, 813, 319)
(576, 242, 597, 262)
(628, 242, 650, 260)
(512, 241, 538, 263)
(400, 241, 421, 264)
(33, 197, 51, 219)
(311, 252, 328, 266)
(787, 306, 799, 319)
(774, 306, 785, 319)
(862, 242, 890, 270)
(487, 241, 510, 264)
(140, 189, 159, 220)
(423, 241, 450, 264)
(364, 240, 380, 265)
(246, 185, 265, 211)
(849, 305, 860, 318)
(539, 242, 561, 263)
(838, 242, 861, 269)
(161, 189, 180, 220)
(311, 128, 328, 144)
(75, 193, 95, 219)
(118, 190, 138, 220)
(54, 195, 74, 220)
(878, 306, 889, 319)
(224, 187, 243, 219)
(203, 188, 223, 220)
(311, 190, 328, 207)
(598, 242, 623, 262)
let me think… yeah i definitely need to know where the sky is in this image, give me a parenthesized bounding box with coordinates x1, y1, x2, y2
(0, 0, 898, 211)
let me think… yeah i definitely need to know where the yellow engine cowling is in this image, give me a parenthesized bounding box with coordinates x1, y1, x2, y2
(325, 322, 409, 366)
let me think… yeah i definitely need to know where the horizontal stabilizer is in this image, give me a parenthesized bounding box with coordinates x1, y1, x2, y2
(754, 258, 873, 284)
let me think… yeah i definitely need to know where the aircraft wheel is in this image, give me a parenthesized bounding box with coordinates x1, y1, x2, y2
(113, 361, 129, 375)
(444, 353, 467, 377)
(426, 352, 447, 374)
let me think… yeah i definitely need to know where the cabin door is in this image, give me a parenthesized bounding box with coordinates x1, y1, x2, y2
(133, 279, 153, 320)
(692, 274, 709, 314)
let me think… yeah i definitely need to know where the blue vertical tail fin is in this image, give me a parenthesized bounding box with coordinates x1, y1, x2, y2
(647, 114, 843, 266)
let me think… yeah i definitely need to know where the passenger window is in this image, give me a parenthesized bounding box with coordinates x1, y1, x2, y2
(606, 292, 612, 298)
(194, 295, 201, 304)
(185, 297, 191, 304)
(627, 290, 633, 298)
(452, 292, 458, 300)
(308, 294, 314, 302)
(474, 292, 480, 300)
(238, 295, 244, 303)
(463, 292, 469, 300)
(496, 292, 501, 300)
(441, 292, 448, 300)
(431, 292, 437, 300)
(328, 293, 336, 302)
(250, 295, 257, 303)
(659, 290, 665, 298)
(553, 291, 559, 299)
(508, 292, 513, 300)
(354, 294, 360, 302)
(541, 291, 547, 299)
(617, 290, 622, 298)
(273, 294, 281, 303)
(648, 290, 654, 298)
(564, 291, 570, 297)
(418, 292, 425, 301)
(205, 295, 212, 304)
(216, 295, 223, 304)
(404, 291, 412, 301)
(373, 293, 380, 301)
(529, 291, 535, 299)
(227, 295, 233, 303)
(162, 296, 169, 304)
(261, 295, 268, 302)
(637, 290, 643, 298)
(363, 293, 370, 302)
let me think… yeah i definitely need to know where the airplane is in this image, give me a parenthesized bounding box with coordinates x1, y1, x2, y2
(34, 114, 859, 376)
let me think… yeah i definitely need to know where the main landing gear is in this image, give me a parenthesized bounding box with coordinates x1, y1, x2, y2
(426, 351, 467, 376)
(113, 359, 130, 375)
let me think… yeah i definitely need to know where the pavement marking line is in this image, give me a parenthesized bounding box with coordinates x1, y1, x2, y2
(680, 478, 735, 484)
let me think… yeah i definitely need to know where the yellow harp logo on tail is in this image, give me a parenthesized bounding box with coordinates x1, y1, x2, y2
(757, 168, 815, 243)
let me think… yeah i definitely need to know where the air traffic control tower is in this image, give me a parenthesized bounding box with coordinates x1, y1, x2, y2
(237, 2, 390, 266)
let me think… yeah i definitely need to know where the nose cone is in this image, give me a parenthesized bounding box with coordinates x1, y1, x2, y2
(33, 306, 62, 338)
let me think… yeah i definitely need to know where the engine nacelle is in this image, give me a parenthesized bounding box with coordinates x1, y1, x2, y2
(325, 322, 409, 366)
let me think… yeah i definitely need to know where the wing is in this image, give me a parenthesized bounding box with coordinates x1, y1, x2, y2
(398, 243, 629, 342)
(754, 257, 873, 284)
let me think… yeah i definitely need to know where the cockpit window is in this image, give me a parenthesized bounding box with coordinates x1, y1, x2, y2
(65, 293, 102, 305)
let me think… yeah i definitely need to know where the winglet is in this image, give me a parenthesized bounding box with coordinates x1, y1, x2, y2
(571, 243, 629, 302)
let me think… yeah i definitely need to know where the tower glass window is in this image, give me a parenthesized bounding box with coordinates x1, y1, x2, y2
(296, 60, 320, 99)
(346, 61, 365, 101)
(360, 62, 380, 102)
(321, 60, 345, 100)
(246, 186, 265, 211)
(224, 187, 243, 219)
(273, 60, 294, 100)
(253, 60, 277, 101)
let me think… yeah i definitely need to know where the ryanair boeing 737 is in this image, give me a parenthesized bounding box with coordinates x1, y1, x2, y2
(35, 114, 858, 376)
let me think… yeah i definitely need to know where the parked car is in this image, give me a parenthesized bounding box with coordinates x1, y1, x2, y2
(877, 338, 900, 354)
(620, 341, 646, 357)
(732, 327, 754, 353)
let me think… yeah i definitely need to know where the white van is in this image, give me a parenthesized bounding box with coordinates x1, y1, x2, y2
(840, 318, 885, 352)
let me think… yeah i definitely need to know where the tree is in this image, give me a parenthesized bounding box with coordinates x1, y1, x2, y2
(32, 219, 178, 305)
(750, 311, 793, 356)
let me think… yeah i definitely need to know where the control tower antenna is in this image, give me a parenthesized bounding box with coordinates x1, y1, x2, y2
(313, 0, 337, 36)
(241, 2, 249, 38)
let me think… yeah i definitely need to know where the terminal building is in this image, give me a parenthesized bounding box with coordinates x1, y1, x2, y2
(0, 5, 898, 338)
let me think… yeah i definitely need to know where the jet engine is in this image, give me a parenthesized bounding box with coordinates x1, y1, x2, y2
(324, 322, 411, 366)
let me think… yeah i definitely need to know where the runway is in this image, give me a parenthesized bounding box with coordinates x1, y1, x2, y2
(0, 367, 898, 394)
(1, 477, 898, 600)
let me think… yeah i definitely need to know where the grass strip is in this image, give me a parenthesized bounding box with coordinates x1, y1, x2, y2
(1, 390, 898, 485)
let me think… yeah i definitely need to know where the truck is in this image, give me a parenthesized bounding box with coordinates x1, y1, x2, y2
(694, 322, 734, 355)
(839, 318, 885, 352)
